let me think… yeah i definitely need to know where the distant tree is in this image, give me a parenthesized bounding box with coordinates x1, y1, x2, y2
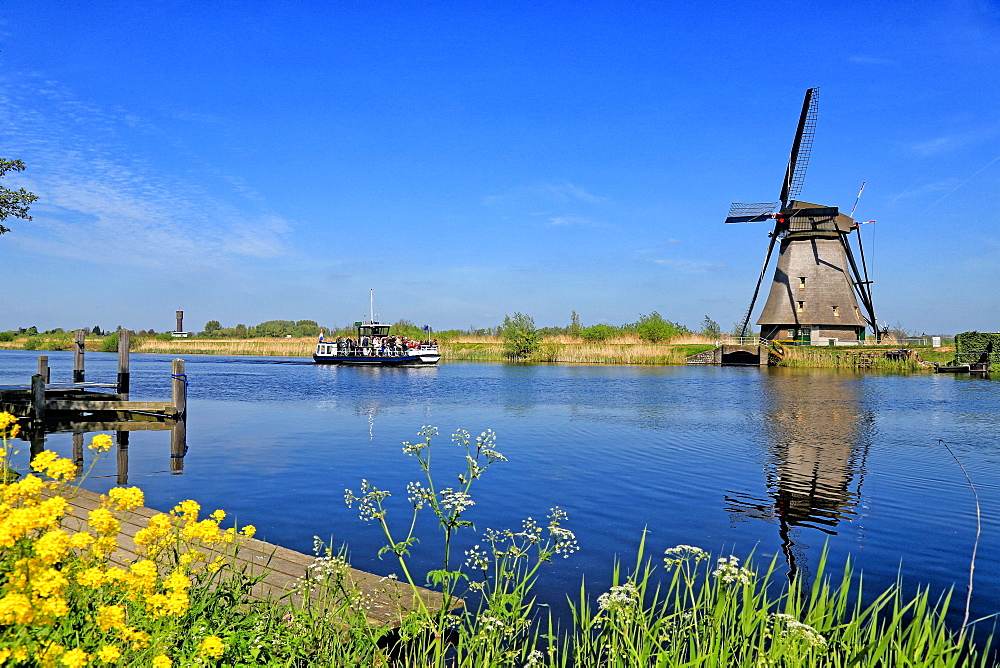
(234, 323, 248, 338)
(635, 312, 687, 343)
(700, 315, 722, 338)
(569, 310, 582, 335)
(0, 159, 38, 235)
(25, 326, 38, 336)
(580, 324, 620, 341)
(203, 320, 222, 335)
(499, 312, 540, 360)
(92, 325, 102, 336)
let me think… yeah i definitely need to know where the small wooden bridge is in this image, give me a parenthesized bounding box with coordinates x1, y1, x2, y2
(49, 486, 455, 626)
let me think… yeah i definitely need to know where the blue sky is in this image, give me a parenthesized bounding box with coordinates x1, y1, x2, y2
(1, 1, 997, 335)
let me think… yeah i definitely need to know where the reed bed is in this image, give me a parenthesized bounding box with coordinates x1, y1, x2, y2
(131, 337, 316, 357)
(778, 346, 929, 372)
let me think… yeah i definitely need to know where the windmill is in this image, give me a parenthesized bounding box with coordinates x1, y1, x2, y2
(726, 87, 878, 345)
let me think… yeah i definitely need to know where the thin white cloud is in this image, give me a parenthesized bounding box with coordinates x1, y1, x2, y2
(849, 55, 897, 66)
(648, 258, 726, 273)
(0, 74, 295, 269)
(547, 216, 594, 227)
(482, 180, 609, 207)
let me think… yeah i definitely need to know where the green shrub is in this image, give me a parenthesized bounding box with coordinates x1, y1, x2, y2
(0, 331, 14, 342)
(635, 311, 688, 343)
(100, 332, 120, 352)
(580, 324, 620, 341)
(22, 336, 41, 350)
(498, 312, 540, 360)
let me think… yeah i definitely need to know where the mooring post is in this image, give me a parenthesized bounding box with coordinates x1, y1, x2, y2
(31, 373, 45, 424)
(117, 329, 131, 399)
(171, 359, 187, 420)
(170, 358, 187, 471)
(116, 431, 129, 486)
(37, 355, 50, 384)
(72, 432, 84, 476)
(73, 330, 85, 383)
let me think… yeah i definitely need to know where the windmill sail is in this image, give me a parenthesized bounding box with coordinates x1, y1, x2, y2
(779, 87, 819, 207)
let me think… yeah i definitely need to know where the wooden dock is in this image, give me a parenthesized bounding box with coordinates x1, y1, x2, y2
(53, 486, 455, 626)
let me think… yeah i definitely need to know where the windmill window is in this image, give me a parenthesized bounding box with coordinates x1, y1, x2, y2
(796, 301, 805, 313)
(798, 277, 807, 289)
(833, 306, 840, 317)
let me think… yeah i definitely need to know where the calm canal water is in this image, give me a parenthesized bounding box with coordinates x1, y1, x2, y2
(2, 350, 998, 637)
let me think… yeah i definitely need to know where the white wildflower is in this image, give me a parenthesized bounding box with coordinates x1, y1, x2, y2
(440, 488, 474, 513)
(524, 649, 545, 667)
(465, 544, 490, 570)
(712, 555, 754, 585)
(664, 544, 709, 565)
(772, 613, 828, 649)
(597, 583, 640, 613)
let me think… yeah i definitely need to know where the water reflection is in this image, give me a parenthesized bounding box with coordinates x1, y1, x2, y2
(726, 368, 875, 580)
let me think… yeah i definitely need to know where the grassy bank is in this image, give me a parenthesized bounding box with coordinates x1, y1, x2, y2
(1, 418, 993, 666)
(777, 345, 952, 372)
(0, 334, 968, 372)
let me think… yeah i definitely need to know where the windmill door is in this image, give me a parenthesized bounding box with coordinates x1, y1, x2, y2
(795, 327, 811, 345)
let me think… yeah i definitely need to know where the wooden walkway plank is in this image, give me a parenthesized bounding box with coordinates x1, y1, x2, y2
(47, 487, 456, 626)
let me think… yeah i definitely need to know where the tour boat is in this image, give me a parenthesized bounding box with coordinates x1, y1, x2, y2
(313, 292, 441, 366)
(313, 320, 440, 366)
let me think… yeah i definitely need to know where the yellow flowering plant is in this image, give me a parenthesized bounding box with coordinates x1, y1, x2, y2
(0, 411, 257, 665)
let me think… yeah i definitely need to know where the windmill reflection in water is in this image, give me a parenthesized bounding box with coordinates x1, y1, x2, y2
(724, 370, 874, 583)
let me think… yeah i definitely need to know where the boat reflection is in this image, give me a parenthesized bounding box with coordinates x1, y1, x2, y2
(725, 368, 874, 581)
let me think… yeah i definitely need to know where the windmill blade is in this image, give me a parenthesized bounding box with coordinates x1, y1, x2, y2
(737, 228, 779, 337)
(726, 201, 779, 223)
(779, 87, 820, 207)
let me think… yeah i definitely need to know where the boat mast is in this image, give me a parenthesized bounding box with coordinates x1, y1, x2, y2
(369, 288, 375, 324)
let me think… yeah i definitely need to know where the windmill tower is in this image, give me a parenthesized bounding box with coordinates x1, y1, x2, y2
(725, 88, 878, 344)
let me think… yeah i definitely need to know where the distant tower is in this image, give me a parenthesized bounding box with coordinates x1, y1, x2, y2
(724, 88, 877, 345)
(175, 310, 184, 333)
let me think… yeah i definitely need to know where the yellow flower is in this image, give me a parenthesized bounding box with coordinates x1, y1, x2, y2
(95, 604, 126, 632)
(59, 648, 89, 668)
(96, 645, 121, 663)
(241, 524, 257, 539)
(152, 653, 172, 668)
(206, 557, 225, 573)
(0, 649, 10, 663)
(0, 592, 33, 624)
(35, 529, 71, 563)
(173, 499, 199, 519)
(197, 635, 226, 658)
(87, 508, 120, 535)
(69, 532, 94, 549)
(210, 509, 226, 521)
(75, 566, 106, 588)
(89, 434, 113, 452)
(106, 486, 144, 511)
(30, 450, 58, 474)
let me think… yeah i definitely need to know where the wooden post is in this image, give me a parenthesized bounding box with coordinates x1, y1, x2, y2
(72, 432, 84, 477)
(117, 329, 131, 399)
(170, 359, 187, 471)
(29, 429, 45, 461)
(116, 431, 129, 486)
(31, 373, 45, 424)
(171, 359, 186, 420)
(74, 330, 85, 383)
(37, 355, 50, 384)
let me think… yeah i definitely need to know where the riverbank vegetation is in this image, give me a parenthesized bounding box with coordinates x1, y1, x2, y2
(0, 317, 984, 372)
(1, 416, 992, 665)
